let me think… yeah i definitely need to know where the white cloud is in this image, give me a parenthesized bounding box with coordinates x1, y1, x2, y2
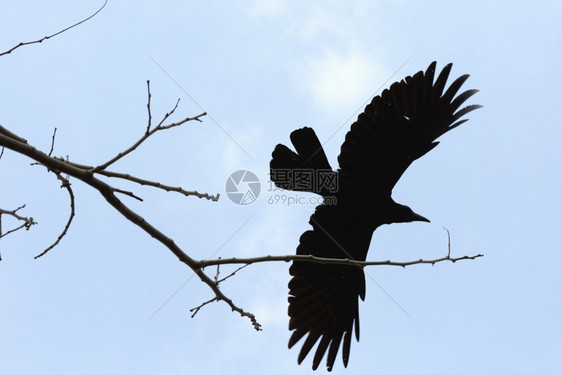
(293, 47, 388, 115)
(243, 1, 390, 116)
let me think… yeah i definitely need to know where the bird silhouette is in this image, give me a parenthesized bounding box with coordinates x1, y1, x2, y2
(270, 62, 481, 371)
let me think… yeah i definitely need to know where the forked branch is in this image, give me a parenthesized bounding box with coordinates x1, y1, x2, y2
(0, 205, 38, 261)
(0, 205, 37, 239)
(94, 81, 206, 172)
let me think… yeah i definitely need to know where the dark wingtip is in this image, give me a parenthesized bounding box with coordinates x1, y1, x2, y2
(412, 212, 430, 223)
(433, 63, 453, 96)
(426, 61, 437, 73)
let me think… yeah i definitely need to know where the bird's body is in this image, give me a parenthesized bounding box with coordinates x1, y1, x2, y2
(270, 62, 480, 371)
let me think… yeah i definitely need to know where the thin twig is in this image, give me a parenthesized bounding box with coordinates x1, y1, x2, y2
(0, 221, 30, 238)
(190, 297, 218, 318)
(0, 205, 37, 238)
(48, 128, 57, 157)
(114, 188, 143, 202)
(146, 80, 152, 132)
(98, 170, 219, 201)
(0, 205, 38, 261)
(214, 260, 221, 283)
(217, 264, 250, 284)
(0, 222, 31, 237)
(92, 110, 206, 171)
(443, 226, 451, 257)
(34, 172, 75, 259)
(189, 261, 262, 330)
(0, 0, 108, 57)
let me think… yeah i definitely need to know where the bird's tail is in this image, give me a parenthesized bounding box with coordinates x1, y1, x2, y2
(270, 127, 335, 194)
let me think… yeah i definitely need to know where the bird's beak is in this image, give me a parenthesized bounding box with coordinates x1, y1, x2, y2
(411, 212, 430, 223)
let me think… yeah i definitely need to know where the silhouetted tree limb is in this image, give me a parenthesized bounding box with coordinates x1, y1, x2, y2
(198, 227, 482, 269)
(199, 252, 484, 269)
(1, 121, 263, 328)
(0, 99, 261, 328)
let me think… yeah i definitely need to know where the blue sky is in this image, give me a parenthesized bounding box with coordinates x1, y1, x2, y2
(1, 1, 561, 374)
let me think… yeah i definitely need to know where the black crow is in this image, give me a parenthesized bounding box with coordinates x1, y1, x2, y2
(270, 62, 481, 371)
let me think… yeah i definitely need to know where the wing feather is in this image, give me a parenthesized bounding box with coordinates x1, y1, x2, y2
(288, 204, 370, 371)
(337, 62, 480, 192)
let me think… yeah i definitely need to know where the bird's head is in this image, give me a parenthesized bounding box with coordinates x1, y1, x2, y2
(390, 203, 430, 224)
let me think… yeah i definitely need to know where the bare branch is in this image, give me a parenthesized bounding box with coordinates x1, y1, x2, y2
(0, 6, 244, 327)
(190, 279, 262, 330)
(0, 204, 38, 260)
(200, 227, 482, 269)
(199, 253, 484, 269)
(188, 245, 482, 331)
(156, 99, 181, 128)
(210, 261, 251, 284)
(158, 106, 206, 130)
(0, 0, 108, 57)
(52, 158, 219, 201)
(92, 110, 206, 171)
(0, 204, 37, 239)
(190, 297, 218, 318)
(0, 128, 259, 329)
(35, 173, 75, 259)
(99, 170, 220, 201)
(92, 83, 206, 172)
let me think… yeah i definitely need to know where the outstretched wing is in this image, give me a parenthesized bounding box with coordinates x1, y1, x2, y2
(337, 61, 481, 192)
(288, 204, 373, 371)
